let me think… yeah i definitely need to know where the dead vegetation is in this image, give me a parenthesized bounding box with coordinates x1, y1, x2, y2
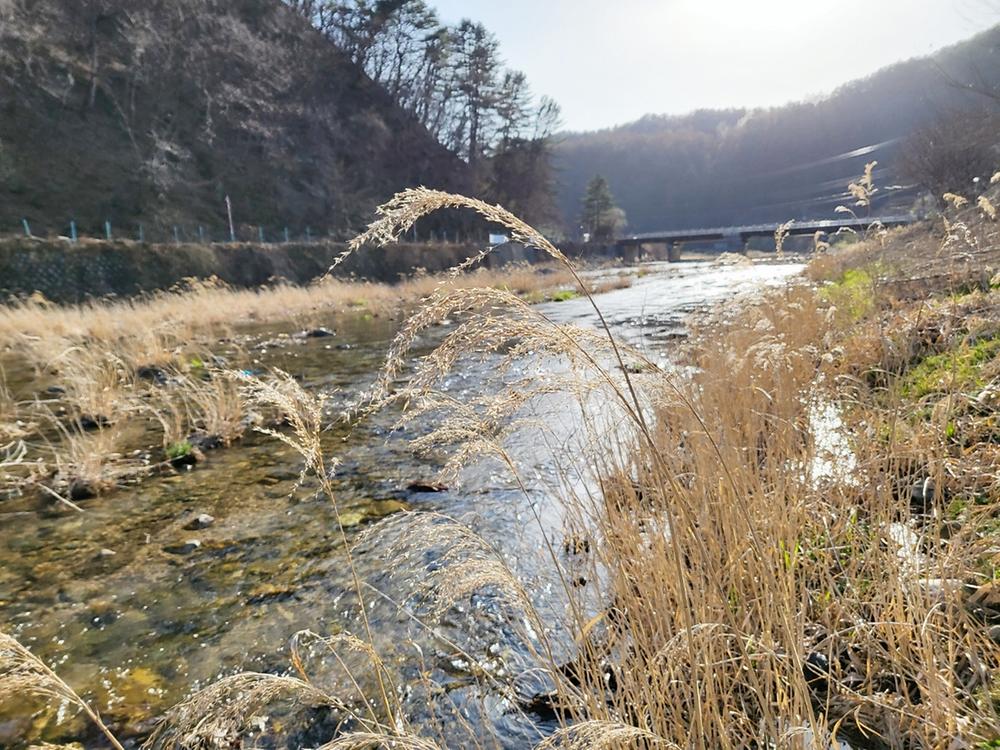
(0, 262, 597, 506)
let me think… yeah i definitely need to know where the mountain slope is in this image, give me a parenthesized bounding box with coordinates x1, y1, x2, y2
(554, 25, 1000, 233)
(0, 0, 468, 238)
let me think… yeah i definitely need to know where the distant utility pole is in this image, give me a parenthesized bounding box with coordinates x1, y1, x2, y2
(225, 195, 235, 242)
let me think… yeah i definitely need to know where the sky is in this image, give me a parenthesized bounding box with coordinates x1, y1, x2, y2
(431, 0, 1000, 132)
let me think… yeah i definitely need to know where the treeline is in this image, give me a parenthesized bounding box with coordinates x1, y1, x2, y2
(555, 25, 1000, 234)
(286, 0, 563, 228)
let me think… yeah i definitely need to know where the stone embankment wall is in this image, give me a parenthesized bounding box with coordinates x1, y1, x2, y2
(0, 238, 568, 302)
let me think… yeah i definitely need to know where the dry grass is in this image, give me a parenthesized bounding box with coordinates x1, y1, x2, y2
(0, 265, 581, 368)
(0, 261, 591, 505)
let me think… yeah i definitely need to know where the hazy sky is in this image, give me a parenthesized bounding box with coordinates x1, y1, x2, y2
(431, 0, 999, 132)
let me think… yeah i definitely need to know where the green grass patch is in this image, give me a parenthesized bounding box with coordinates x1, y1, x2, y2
(166, 440, 193, 460)
(902, 336, 1000, 399)
(550, 290, 579, 302)
(819, 267, 876, 322)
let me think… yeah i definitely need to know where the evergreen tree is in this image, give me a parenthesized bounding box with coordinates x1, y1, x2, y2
(581, 175, 626, 240)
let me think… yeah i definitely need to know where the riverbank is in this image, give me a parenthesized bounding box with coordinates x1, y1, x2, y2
(555, 206, 1000, 747)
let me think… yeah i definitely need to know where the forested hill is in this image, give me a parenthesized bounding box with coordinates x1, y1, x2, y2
(0, 0, 469, 239)
(554, 25, 1000, 233)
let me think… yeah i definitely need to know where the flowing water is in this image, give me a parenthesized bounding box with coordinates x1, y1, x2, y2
(0, 259, 802, 748)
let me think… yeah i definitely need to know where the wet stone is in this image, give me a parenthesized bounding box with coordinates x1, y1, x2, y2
(183, 513, 215, 531)
(79, 414, 111, 431)
(407, 480, 448, 493)
(164, 539, 202, 555)
(137, 365, 169, 384)
(68, 479, 97, 502)
(302, 327, 335, 338)
(188, 432, 224, 451)
(169, 448, 202, 469)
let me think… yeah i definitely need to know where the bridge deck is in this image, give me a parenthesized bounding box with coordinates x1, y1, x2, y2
(618, 214, 917, 246)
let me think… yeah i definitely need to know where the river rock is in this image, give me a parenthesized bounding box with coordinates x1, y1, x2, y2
(184, 513, 215, 531)
(910, 477, 939, 510)
(303, 327, 335, 338)
(407, 480, 448, 493)
(169, 448, 201, 469)
(67, 478, 97, 501)
(137, 364, 169, 384)
(164, 539, 202, 555)
(79, 413, 110, 431)
(188, 432, 223, 451)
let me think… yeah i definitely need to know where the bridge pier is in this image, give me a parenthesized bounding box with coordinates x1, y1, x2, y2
(723, 232, 744, 253)
(667, 241, 681, 262)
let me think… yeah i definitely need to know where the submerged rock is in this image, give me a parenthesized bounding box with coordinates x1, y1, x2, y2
(301, 327, 335, 338)
(407, 480, 448, 493)
(184, 513, 215, 531)
(164, 539, 202, 555)
(337, 510, 366, 528)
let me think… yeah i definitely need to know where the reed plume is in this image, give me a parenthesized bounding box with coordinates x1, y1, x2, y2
(1, 631, 125, 750)
(142, 672, 344, 750)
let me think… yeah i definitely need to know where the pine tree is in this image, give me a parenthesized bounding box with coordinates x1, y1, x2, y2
(581, 175, 626, 240)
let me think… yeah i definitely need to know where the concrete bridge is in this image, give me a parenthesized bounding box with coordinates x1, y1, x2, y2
(616, 214, 917, 261)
